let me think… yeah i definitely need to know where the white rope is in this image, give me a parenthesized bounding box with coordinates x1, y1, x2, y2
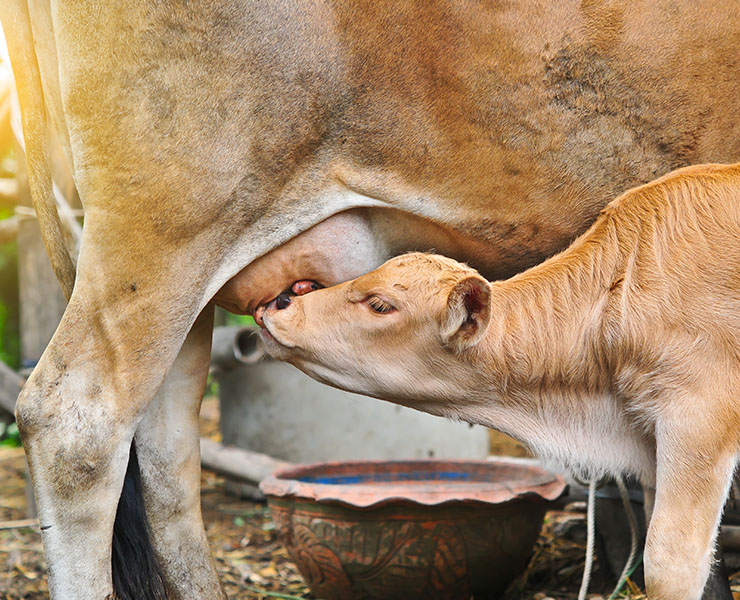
(578, 475, 597, 600)
(609, 474, 640, 599)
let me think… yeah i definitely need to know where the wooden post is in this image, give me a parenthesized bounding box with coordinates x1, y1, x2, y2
(0, 359, 23, 414)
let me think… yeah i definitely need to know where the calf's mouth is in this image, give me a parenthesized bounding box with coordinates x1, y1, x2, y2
(253, 279, 323, 327)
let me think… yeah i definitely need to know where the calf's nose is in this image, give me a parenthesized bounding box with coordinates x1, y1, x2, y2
(275, 292, 293, 310)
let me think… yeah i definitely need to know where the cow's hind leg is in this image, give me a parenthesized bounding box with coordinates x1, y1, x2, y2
(16, 257, 217, 598)
(17, 309, 153, 598)
(134, 305, 226, 599)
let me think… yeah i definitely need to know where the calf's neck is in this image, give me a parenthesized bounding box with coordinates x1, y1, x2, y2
(261, 163, 740, 600)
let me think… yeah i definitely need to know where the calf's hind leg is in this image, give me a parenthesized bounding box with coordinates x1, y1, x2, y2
(135, 305, 226, 599)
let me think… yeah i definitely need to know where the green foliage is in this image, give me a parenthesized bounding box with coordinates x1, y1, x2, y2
(0, 421, 21, 447)
(205, 372, 219, 398)
(0, 237, 19, 369)
(0, 148, 20, 370)
(225, 312, 256, 328)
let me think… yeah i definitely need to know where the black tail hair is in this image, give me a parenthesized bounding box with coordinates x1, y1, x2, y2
(111, 442, 168, 600)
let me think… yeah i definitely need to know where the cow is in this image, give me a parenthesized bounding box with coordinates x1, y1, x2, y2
(2, 1, 739, 598)
(259, 163, 740, 600)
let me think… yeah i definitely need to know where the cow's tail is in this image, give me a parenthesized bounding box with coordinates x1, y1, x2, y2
(112, 442, 168, 600)
(1, 0, 76, 299)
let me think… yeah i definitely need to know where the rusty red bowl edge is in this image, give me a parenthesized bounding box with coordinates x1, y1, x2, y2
(259, 459, 566, 509)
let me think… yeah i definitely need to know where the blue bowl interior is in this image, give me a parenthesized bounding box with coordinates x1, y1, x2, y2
(298, 470, 474, 485)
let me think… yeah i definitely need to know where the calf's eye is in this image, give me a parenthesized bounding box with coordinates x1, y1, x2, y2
(367, 295, 394, 314)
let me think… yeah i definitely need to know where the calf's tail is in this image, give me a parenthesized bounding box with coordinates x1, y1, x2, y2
(111, 442, 168, 600)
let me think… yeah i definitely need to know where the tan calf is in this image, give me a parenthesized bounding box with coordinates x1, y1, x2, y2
(260, 163, 740, 600)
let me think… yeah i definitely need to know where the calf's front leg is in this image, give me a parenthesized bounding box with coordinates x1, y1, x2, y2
(645, 417, 736, 600)
(644, 484, 733, 600)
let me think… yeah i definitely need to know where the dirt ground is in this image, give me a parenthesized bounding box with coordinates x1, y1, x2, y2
(0, 399, 737, 600)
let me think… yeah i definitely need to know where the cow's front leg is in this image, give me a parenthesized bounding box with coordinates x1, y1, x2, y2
(135, 305, 226, 599)
(645, 417, 737, 600)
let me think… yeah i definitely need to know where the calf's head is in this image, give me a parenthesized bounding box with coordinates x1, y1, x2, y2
(260, 253, 491, 409)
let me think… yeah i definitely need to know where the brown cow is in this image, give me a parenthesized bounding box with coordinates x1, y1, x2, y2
(2, 1, 739, 598)
(260, 164, 740, 600)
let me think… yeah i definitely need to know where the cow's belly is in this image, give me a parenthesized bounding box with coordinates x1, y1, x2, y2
(213, 206, 514, 316)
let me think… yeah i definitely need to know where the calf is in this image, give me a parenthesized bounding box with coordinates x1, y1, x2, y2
(259, 163, 740, 600)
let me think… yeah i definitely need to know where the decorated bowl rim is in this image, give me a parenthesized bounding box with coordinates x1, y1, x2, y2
(259, 458, 566, 509)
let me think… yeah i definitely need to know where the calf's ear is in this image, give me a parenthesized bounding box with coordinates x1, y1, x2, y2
(440, 276, 491, 352)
